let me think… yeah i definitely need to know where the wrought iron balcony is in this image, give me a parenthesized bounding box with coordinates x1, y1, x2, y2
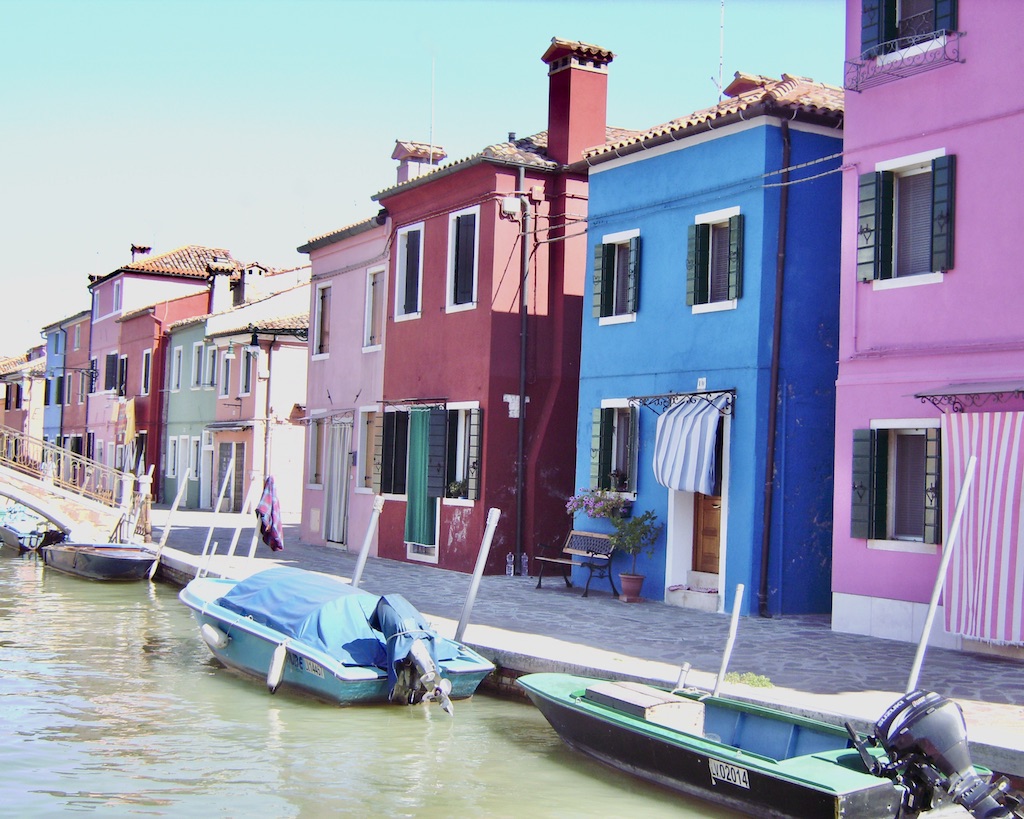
(845, 30, 964, 92)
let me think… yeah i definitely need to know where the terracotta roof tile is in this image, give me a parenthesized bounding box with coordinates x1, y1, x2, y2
(586, 73, 843, 162)
(118, 245, 233, 279)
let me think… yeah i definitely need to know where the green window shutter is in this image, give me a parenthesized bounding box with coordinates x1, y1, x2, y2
(626, 406, 639, 493)
(426, 408, 448, 498)
(592, 244, 603, 318)
(626, 236, 641, 314)
(857, 172, 894, 282)
(935, 0, 957, 32)
(590, 408, 613, 490)
(852, 428, 889, 539)
(467, 408, 482, 500)
(931, 154, 956, 273)
(686, 223, 710, 305)
(923, 428, 942, 545)
(727, 214, 744, 300)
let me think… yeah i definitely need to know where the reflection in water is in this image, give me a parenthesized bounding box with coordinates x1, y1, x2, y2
(0, 554, 738, 817)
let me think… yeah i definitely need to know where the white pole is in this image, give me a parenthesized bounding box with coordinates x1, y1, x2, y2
(226, 480, 260, 558)
(350, 495, 385, 589)
(906, 455, 977, 693)
(201, 457, 235, 560)
(713, 583, 744, 697)
(455, 508, 501, 643)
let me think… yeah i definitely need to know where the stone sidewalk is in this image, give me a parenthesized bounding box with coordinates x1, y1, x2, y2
(149, 507, 1024, 778)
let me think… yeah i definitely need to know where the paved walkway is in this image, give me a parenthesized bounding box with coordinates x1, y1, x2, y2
(149, 507, 1024, 779)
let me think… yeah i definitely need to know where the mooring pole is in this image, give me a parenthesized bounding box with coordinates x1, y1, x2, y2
(456, 508, 501, 643)
(351, 495, 385, 589)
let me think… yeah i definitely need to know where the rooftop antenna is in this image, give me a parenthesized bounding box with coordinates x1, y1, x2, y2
(429, 55, 436, 168)
(712, 0, 725, 100)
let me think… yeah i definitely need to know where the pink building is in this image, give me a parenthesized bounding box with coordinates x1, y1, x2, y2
(833, 1, 1024, 655)
(297, 215, 389, 550)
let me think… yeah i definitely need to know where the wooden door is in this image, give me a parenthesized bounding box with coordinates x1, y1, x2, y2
(693, 493, 721, 574)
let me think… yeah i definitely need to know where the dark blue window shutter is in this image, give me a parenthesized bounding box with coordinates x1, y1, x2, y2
(727, 214, 744, 300)
(454, 214, 475, 304)
(403, 230, 420, 314)
(626, 236, 641, 314)
(426, 408, 448, 498)
(931, 154, 956, 273)
(935, 0, 957, 32)
(686, 223, 710, 305)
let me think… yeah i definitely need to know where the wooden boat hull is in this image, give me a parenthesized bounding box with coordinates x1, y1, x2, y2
(518, 673, 908, 819)
(41, 543, 154, 581)
(179, 573, 494, 707)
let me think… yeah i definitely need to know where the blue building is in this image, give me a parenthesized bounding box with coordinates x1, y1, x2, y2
(573, 73, 844, 615)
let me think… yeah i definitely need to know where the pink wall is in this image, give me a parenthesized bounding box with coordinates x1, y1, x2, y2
(833, 1, 1024, 602)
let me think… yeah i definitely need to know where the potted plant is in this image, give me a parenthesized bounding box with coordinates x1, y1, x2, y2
(608, 509, 663, 602)
(565, 488, 633, 519)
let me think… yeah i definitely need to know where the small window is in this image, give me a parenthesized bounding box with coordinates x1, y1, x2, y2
(364, 267, 385, 349)
(141, 349, 152, 395)
(444, 407, 482, 500)
(687, 211, 744, 307)
(167, 437, 178, 478)
(88, 358, 98, 393)
(113, 281, 122, 312)
(857, 155, 956, 281)
(219, 353, 231, 398)
(117, 355, 128, 397)
(171, 347, 183, 392)
(860, 0, 956, 57)
(590, 405, 639, 492)
(105, 352, 118, 391)
(191, 343, 204, 389)
(374, 410, 409, 495)
(314, 284, 331, 356)
(189, 437, 200, 481)
(851, 427, 941, 544)
(358, 409, 378, 489)
(73, 324, 81, 351)
(240, 350, 254, 395)
(593, 231, 640, 319)
(308, 418, 326, 486)
(205, 346, 217, 389)
(447, 207, 479, 310)
(395, 225, 423, 319)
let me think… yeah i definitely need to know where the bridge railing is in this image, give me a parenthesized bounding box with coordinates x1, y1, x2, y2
(0, 423, 136, 511)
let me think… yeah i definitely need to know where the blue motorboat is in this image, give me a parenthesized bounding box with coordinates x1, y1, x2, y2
(179, 566, 494, 713)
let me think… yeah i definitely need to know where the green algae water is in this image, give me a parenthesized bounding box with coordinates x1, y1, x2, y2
(0, 554, 739, 818)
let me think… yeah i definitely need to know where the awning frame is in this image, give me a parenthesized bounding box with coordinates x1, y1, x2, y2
(916, 382, 1024, 414)
(629, 389, 735, 416)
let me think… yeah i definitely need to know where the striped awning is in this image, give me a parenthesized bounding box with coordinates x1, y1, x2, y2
(652, 393, 729, 494)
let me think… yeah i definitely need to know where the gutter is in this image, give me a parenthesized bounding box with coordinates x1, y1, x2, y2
(758, 118, 792, 618)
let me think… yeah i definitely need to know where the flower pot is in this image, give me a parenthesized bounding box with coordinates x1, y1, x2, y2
(609, 499, 633, 519)
(619, 572, 645, 603)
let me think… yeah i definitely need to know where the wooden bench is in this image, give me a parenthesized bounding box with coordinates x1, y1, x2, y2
(535, 530, 618, 598)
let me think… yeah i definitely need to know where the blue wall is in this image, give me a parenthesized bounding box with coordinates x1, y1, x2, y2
(573, 121, 842, 615)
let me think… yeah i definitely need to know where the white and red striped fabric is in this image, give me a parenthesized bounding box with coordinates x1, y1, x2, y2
(941, 411, 1024, 645)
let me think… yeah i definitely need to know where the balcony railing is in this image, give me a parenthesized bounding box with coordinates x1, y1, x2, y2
(845, 30, 964, 92)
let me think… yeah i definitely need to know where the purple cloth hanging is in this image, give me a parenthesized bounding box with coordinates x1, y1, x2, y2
(255, 476, 284, 552)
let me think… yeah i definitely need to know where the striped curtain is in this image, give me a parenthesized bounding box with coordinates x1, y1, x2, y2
(652, 394, 728, 495)
(941, 411, 1024, 645)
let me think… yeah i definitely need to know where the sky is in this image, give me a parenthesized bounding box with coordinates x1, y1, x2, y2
(0, 0, 845, 356)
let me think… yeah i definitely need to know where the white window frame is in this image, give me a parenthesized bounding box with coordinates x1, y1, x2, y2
(141, 349, 152, 396)
(166, 437, 178, 478)
(219, 352, 231, 398)
(866, 417, 940, 555)
(363, 266, 385, 351)
(356, 406, 378, 493)
(191, 342, 204, 389)
(205, 346, 217, 389)
(171, 346, 183, 392)
(599, 397, 640, 494)
(189, 436, 200, 481)
(597, 228, 640, 326)
(692, 207, 740, 314)
(446, 205, 480, 313)
(113, 280, 122, 312)
(72, 323, 81, 351)
(442, 400, 480, 507)
(307, 417, 326, 488)
(239, 350, 254, 396)
(395, 223, 424, 321)
(312, 283, 331, 359)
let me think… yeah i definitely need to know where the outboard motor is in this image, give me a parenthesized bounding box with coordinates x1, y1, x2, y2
(849, 690, 1022, 818)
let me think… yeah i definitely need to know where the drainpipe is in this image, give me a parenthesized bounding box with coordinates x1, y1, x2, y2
(758, 118, 791, 618)
(515, 166, 530, 573)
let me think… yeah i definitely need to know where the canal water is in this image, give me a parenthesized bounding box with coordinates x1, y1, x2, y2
(0, 554, 740, 817)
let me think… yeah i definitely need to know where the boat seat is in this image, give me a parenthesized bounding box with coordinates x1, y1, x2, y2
(585, 681, 705, 735)
(703, 706, 850, 761)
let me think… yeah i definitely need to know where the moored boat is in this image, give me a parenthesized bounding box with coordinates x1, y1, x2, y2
(518, 672, 1021, 819)
(179, 566, 494, 712)
(40, 542, 155, 580)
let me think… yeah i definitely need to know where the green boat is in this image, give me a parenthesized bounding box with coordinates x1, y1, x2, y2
(518, 672, 1021, 819)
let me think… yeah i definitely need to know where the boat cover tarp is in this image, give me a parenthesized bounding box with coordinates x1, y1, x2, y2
(215, 567, 460, 671)
(370, 593, 457, 689)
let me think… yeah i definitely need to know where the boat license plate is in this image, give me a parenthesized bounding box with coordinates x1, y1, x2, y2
(709, 759, 750, 789)
(299, 657, 324, 678)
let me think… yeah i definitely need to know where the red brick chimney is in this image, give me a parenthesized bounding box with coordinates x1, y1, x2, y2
(541, 38, 614, 166)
